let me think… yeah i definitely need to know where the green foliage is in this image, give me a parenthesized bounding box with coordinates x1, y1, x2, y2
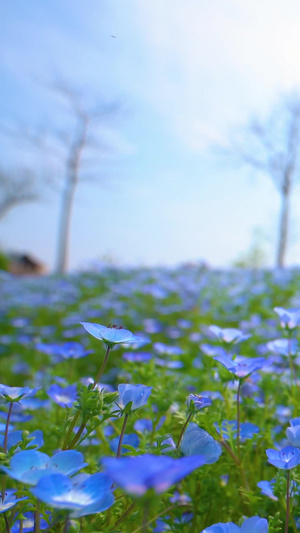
(0, 249, 9, 271)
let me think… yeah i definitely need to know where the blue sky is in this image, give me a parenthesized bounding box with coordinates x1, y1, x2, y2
(1, 0, 300, 270)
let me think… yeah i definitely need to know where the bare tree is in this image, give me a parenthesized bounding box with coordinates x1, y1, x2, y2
(226, 93, 300, 268)
(4, 79, 122, 273)
(0, 168, 39, 221)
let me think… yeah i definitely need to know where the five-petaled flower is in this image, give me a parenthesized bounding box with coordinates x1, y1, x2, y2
(200, 516, 268, 533)
(31, 472, 114, 518)
(274, 307, 300, 330)
(213, 354, 271, 378)
(117, 384, 152, 413)
(101, 454, 206, 495)
(0, 450, 87, 485)
(81, 322, 148, 349)
(266, 445, 300, 470)
(209, 325, 251, 344)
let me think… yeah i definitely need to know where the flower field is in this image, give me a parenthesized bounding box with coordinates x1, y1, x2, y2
(1, 264, 300, 532)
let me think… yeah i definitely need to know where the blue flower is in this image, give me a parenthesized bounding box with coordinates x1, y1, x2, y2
(31, 472, 114, 518)
(274, 307, 300, 330)
(0, 430, 44, 451)
(11, 512, 50, 532)
(267, 338, 298, 356)
(200, 516, 268, 532)
(213, 354, 271, 378)
(0, 385, 40, 404)
(286, 418, 300, 447)
(257, 479, 278, 501)
(117, 384, 152, 412)
(36, 342, 93, 361)
(81, 322, 148, 348)
(266, 445, 300, 469)
(187, 394, 212, 411)
(0, 449, 87, 485)
(0, 489, 27, 513)
(101, 454, 206, 495)
(215, 421, 260, 441)
(209, 325, 251, 344)
(47, 384, 78, 408)
(180, 423, 222, 464)
(109, 433, 139, 455)
(123, 352, 152, 363)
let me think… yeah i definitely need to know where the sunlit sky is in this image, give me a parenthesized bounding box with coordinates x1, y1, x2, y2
(1, 0, 300, 271)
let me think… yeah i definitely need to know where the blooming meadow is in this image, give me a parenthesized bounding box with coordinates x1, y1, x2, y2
(1, 265, 300, 532)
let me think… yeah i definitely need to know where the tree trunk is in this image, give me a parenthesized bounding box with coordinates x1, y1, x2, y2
(276, 190, 290, 268)
(55, 120, 88, 274)
(55, 181, 76, 274)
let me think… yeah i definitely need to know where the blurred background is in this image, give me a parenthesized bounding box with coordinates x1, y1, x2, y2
(1, 0, 300, 274)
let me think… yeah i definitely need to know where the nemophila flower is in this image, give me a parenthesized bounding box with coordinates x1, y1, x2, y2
(101, 454, 206, 495)
(123, 351, 152, 363)
(36, 342, 92, 362)
(154, 512, 193, 532)
(0, 449, 87, 485)
(81, 322, 148, 348)
(109, 433, 139, 455)
(0, 385, 40, 404)
(213, 354, 271, 378)
(200, 516, 268, 533)
(209, 325, 251, 344)
(0, 430, 44, 451)
(11, 512, 50, 533)
(134, 418, 153, 433)
(117, 384, 152, 412)
(276, 405, 292, 424)
(154, 358, 184, 369)
(274, 307, 300, 330)
(286, 418, 300, 447)
(267, 338, 298, 356)
(0, 422, 14, 432)
(0, 408, 32, 424)
(266, 445, 300, 469)
(47, 384, 77, 408)
(0, 489, 27, 513)
(257, 479, 278, 501)
(200, 344, 226, 357)
(187, 394, 212, 411)
(81, 377, 114, 393)
(214, 421, 259, 441)
(180, 423, 222, 464)
(153, 343, 184, 356)
(31, 472, 114, 518)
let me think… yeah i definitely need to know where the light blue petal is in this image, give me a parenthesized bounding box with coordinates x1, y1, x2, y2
(240, 516, 268, 533)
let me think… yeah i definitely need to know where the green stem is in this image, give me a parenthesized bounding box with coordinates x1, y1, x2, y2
(191, 481, 201, 533)
(285, 471, 290, 533)
(3, 514, 10, 533)
(237, 379, 241, 460)
(62, 345, 111, 450)
(63, 515, 69, 533)
(93, 345, 111, 388)
(288, 334, 297, 393)
(112, 502, 136, 528)
(116, 414, 129, 458)
(67, 422, 86, 450)
(176, 412, 193, 450)
(130, 504, 192, 533)
(220, 439, 249, 490)
(3, 403, 13, 454)
(34, 501, 40, 533)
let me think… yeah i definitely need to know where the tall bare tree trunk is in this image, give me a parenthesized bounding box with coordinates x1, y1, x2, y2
(56, 181, 76, 274)
(55, 120, 88, 274)
(276, 190, 290, 268)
